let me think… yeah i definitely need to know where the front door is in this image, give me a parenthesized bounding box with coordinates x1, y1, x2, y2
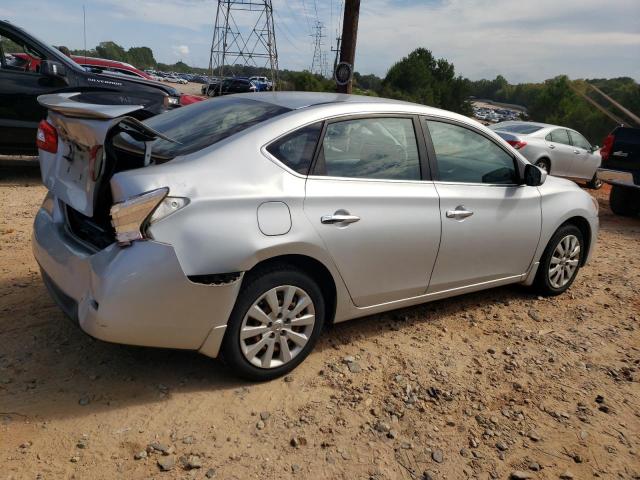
(304, 116, 441, 307)
(422, 118, 542, 292)
(568, 130, 599, 180)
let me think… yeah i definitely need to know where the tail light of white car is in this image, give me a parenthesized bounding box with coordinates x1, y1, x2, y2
(110, 188, 189, 245)
(506, 139, 527, 150)
(36, 120, 58, 153)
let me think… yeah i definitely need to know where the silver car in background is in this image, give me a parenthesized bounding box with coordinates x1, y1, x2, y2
(490, 121, 602, 189)
(33, 92, 599, 380)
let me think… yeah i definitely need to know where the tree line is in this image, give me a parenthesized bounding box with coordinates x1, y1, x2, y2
(67, 40, 638, 144)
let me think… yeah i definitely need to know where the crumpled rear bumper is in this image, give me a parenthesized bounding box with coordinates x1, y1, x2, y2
(32, 206, 242, 358)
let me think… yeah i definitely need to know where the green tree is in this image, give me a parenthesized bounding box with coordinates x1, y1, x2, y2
(95, 41, 127, 62)
(381, 48, 471, 114)
(126, 46, 156, 69)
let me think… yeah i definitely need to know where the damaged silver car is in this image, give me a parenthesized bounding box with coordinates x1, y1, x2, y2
(33, 92, 598, 380)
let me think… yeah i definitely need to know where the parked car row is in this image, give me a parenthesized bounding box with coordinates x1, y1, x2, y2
(201, 76, 273, 97)
(473, 105, 521, 123)
(145, 69, 213, 85)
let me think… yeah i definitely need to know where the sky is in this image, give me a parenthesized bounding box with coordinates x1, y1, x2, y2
(1, 0, 639, 83)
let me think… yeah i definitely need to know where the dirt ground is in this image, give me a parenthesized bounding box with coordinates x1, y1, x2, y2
(0, 168, 638, 480)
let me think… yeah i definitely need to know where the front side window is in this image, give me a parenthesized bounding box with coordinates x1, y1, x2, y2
(426, 120, 517, 184)
(0, 31, 43, 73)
(266, 122, 322, 175)
(316, 117, 421, 181)
(568, 131, 591, 150)
(546, 129, 571, 145)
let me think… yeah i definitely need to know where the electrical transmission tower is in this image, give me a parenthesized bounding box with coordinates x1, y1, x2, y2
(310, 20, 326, 76)
(209, 1, 278, 88)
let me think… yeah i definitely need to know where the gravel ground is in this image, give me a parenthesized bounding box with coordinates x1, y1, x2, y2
(0, 170, 638, 479)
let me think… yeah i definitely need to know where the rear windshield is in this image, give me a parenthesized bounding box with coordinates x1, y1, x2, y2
(614, 127, 640, 143)
(490, 123, 543, 135)
(127, 97, 290, 158)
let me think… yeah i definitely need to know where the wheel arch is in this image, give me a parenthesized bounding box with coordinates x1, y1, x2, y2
(559, 216, 592, 266)
(243, 254, 338, 325)
(535, 156, 552, 173)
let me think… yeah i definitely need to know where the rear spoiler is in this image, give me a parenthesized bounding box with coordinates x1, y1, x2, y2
(37, 92, 179, 144)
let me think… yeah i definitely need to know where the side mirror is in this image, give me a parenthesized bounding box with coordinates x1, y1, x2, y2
(524, 163, 547, 186)
(40, 60, 67, 78)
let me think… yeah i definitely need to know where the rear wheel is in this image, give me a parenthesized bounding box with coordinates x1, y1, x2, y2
(535, 158, 550, 174)
(609, 185, 640, 216)
(534, 224, 584, 296)
(221, 266, 325, 381)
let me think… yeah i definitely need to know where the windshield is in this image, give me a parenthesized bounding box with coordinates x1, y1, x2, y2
(117, 96, 291, 159)
(490, 123, 543, 135)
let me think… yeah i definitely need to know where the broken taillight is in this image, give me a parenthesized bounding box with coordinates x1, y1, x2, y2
(36, 120, 58, 153)
(110, 188, 168, 245)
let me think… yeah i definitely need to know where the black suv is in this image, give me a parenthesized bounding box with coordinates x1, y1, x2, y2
(0, 20, 182, 155)
(598, 126, 640, 216)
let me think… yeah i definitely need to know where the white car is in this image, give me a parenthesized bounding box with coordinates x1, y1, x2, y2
(164, 75, 187, 84)
(491, 121, 602, 189)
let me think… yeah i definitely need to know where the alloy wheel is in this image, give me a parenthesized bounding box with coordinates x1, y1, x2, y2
(548, 234, 580, 288)
(239, 285, 315, 369)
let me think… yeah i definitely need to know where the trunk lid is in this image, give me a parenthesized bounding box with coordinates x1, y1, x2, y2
(37, 93, 172, 216)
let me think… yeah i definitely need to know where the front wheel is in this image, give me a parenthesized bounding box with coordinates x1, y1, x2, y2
(221, 266, 325, 381)
(534, 224, 584, 296)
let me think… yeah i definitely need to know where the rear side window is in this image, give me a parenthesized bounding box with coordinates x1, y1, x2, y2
(266, 123, 322, 175)
(426, 120, 517, 184)
(142, 97, 290, 157)
(315, 117, 421, 181)
(546, 129, 571, 145)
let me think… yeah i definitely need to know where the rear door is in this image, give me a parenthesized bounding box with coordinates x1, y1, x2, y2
(0, 27, 67, 154)
(304, 115, 441, 307)
(568, 130, 599, 179)
(544, 128, 575, 176)
(422, 118, 541, 292)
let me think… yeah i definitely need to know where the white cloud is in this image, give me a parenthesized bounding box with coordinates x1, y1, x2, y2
(172, 45, 190, 57)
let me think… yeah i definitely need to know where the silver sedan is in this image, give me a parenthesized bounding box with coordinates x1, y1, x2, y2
(33, 92, 599, 380)
(490, 121, 602, 189)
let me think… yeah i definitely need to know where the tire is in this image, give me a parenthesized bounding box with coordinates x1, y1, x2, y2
(533, 224, 584, 296)
(609, 185, 640, 217)
(535, 158, 550, 174)
(221, 265, 325, 381)
(586, 172, 603, 190)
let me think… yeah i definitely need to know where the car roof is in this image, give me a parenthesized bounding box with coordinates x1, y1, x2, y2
(235, 91, 427, 111)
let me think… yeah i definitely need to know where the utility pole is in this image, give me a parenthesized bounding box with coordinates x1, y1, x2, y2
(336, 0, 360, 93)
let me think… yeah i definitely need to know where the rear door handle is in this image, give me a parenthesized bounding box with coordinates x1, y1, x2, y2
(446, 206, 474, 220)
(548, 144, 555, 149)
(321, 213, 360, 225)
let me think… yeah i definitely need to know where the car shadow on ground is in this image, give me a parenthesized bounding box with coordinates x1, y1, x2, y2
(0, 270, 534, 422)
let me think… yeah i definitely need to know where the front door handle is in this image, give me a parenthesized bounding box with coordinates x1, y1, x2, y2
(321, 213, 360, 225)
(573, 149, 580, 154)
(446, 205, 474, 220)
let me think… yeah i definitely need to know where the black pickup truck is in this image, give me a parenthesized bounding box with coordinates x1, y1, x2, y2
(598, 126, 640, 216)
(0, 20, 182, 156)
